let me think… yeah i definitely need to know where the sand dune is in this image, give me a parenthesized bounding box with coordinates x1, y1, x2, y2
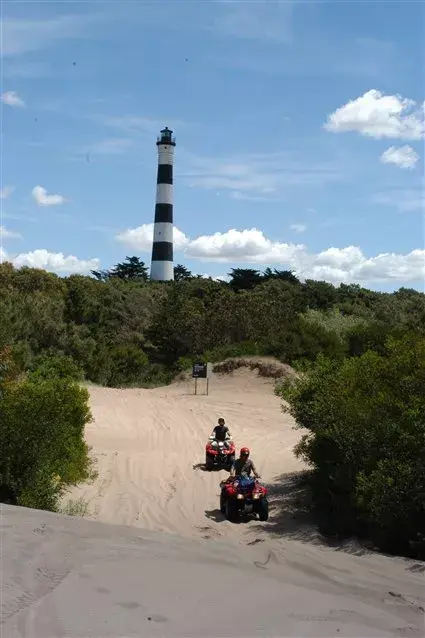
(69, 367, 304, 541)
(3, 366, 425, 636)
(3, 504, 424, 637)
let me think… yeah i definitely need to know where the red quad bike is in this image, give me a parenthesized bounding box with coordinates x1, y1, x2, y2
(205, 437, 236, 471)
(220, 476, 269, 522)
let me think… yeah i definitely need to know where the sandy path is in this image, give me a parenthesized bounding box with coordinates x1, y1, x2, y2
(4, 368, 424, 637)
(68, 369, 304, 542)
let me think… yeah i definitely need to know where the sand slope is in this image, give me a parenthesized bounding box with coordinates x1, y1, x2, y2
(69, 368, 304, 541)
(2, 504, 424, 637)
(3, 367, 424, 636)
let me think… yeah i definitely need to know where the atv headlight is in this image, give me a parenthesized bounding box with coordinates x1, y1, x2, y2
(253, 493, 260, 499)
(237, 494, 244, 500)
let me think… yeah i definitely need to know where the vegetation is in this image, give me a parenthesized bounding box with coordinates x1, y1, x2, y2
(1, 257, 424, 555)
(278, 334, 425, 558)
(0, 345, 96, 512)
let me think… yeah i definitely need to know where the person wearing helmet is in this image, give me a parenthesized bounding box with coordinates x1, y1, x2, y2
(230, 447, 260, 479)
(210, 417, 232, 449)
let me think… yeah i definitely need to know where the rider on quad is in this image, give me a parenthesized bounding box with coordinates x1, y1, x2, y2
(229, 447, 261, 479)
(210, 418, 232, 449)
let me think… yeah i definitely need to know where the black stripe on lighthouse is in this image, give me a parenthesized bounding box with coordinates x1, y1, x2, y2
(154, 203, 173, 224)
(157, 164, 173, 184)
(152, 242, 173, 262)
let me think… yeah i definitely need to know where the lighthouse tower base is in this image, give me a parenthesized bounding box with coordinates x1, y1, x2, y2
(150, 260, 174, 281)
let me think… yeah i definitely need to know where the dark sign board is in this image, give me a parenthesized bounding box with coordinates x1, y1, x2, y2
(192, 362, 207, 379)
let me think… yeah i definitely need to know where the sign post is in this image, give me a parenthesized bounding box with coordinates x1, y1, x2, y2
(192, 362, 212, 395)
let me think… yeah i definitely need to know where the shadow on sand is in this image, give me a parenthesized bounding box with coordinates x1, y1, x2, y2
(257, 471, 381, 558)
(205, 509, 227, 523)
(205, 508, 254, 525)
(197, 468, 424, 568)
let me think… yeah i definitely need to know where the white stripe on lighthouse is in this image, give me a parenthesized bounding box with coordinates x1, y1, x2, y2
(157, 147, 175, 165)
(156, 183, 173, 205)
(153, 222, 173, 243)
(150, 260, 173, 281)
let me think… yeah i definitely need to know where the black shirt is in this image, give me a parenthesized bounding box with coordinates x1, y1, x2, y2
(232, 458, 256, 477)
(213, 425, 229, 441)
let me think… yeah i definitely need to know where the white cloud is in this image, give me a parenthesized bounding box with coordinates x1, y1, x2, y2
(32, 185, 67, 206)
(303, 246, 425, 284)
(0, 185, 15, 199)
(324, 89, 425, 140)
(290, 223, 307, 233)
(116, 223, 189, 252)
(186, 228, 305, 263)
(1, 248, 100, 274)
(1, 90, 25, 107)
(116, 225, 425, 285)
(0, 225, 22, 239)
(380, 145, 419, 169)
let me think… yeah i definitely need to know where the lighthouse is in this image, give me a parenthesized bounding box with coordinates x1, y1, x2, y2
(150, 126, 175, 281)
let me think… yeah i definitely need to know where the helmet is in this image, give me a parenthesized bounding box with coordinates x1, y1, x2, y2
(218, 417, 225, 425)
(240, 447, 250, 457)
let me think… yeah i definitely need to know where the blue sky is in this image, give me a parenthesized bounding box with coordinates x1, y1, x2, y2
(1, 0, 424, 290)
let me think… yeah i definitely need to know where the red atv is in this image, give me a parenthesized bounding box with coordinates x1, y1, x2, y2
(205, 437, 236, 471)
(220, 476, 269, 521)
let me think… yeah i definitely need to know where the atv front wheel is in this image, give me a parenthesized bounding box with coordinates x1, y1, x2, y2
(220, 493, 226, 514)
(225, 499, 238, 522)
(256, 497, 269, 522)
(205, 456, 214, 471)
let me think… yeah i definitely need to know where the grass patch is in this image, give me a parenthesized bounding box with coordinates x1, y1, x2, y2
(59, 496, 91, 517)
(212, 357, 296, 379)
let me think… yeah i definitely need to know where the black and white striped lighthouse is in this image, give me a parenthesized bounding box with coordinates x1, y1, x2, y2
(150, 126, 176, 281)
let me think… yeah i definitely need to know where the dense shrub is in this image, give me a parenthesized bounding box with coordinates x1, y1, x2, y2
(262, 315, 348, 364)
(1, 260, 424, 389)
(107, 344, 149, 387)
(278, 334, 425, 557)
(28, 353, 84, 382)
(0, 348, 96, 511)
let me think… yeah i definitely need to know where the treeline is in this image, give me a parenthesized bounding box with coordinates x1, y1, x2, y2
(1, 256, 424, 387)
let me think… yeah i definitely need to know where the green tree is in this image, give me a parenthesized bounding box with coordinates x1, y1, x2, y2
(263, 268, 300, 285)
(228, 268, 263, 292)
(110, 256, 149, 281)
(107, 344, 149, 387)
(174, 264, 193, 281)
(0, 349, 96, 510)
(278, 334, 425, 556)
(28, 353, 84, 382)
(90, 269, 110, 281)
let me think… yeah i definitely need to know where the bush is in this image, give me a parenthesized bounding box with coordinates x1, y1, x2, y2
(28, 353, 84, 382)
(107, 344, 149, 387)
(0, 358, 96, 511)
(278, 334, 425, 557)
(213, 357, 295, 379)
(263, 315, 347, 365)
